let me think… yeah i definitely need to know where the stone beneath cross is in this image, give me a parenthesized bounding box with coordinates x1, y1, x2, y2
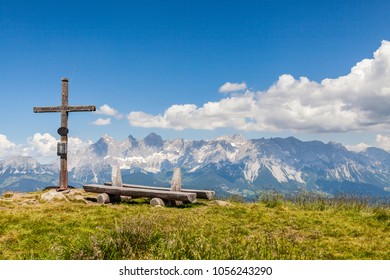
(33, 77, 96, 191)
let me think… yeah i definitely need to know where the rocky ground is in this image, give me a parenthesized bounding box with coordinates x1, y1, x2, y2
(0, 189, 95, 207)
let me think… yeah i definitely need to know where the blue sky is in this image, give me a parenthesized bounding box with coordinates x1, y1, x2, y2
(1, 0, 390, 160)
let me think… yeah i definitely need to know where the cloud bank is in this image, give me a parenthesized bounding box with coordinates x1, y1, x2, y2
(128, 40, 390, 134)
(0, 133, 93, 163)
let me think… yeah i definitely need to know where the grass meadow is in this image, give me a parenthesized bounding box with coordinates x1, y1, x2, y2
(0, 190, 389, 260)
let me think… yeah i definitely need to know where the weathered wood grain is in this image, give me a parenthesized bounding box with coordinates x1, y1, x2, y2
(97, 193, 110, 204)
(104, 182, 215, 200)
(33, 105, 96, 113)
(84, 184, 197, 203)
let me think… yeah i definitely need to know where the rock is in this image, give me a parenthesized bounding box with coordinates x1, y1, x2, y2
(214, 200, 233, 207)
(72, 195, 88, 204)
(69, 189, 85, 196)
(40, 190, 69, 202)
(150, 197, 165, 207)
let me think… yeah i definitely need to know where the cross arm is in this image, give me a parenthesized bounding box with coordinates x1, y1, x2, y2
(33, 105, 96, 113)
(67, 105, 96, 112)
(33, 106, 63, 113)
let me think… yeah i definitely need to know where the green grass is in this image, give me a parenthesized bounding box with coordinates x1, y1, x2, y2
(0, 191, 389, 260)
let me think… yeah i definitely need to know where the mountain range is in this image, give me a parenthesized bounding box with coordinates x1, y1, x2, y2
(1, 133, 390, 200)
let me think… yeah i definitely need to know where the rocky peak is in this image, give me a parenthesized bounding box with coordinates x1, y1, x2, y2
(2, 156, 40, 169)
(142, 133, 164, 148)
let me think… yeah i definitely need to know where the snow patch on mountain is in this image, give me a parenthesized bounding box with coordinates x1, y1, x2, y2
(244, 160, 261, 182)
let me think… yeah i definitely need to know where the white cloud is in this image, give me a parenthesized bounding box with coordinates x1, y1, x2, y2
(128, 93, 257, 130)
(0, 133, 94, 163)
(347, 134, 390, 152)
(27, 133, 57, 157)
(92, 117, 111, 126)
(219, 82, 247, 93)
(68, 137, 93, 151)
(346, 143, 371, 152)
(0, 132, 94, 164)
(95, 104, 123, 119)
(128, 40, 390, 134)
(0, 134, 16, 151)
(375, 134, 390, 151)
(0, 134, 20, 158)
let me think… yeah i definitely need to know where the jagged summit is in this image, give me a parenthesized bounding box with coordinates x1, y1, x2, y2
(0, 155, 55, 182)
(102, 133, 115, 141)
(3, 155, 40, 168)
(1, 133, 390, 198)
(216, 134, 246, 142)
(142, 133, 164, 147)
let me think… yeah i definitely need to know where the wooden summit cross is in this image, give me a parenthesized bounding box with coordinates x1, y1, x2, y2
(33, 78, 96, 191)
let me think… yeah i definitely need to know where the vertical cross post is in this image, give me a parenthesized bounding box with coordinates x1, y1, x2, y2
(33, 78, 96, 191)
(60, 78, 69, 190)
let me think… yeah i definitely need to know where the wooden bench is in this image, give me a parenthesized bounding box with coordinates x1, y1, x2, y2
(103, 182, 215, 200)
(83, 167, 214, 206)
(83, 184, 197, 204)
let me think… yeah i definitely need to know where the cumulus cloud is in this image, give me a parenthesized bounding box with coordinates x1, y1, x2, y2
(95, 104, 123, 119)
(27, 133, 57, 157)
(219, 82, 247, 93)
(0, 134, 20, 158)
(128, 93, 257, 130)
(0, 134, 16, 151)
(128, 40, 390, 133)
(0, 132, 94, 163)
(375, 134, 390, 151)
(346, 142, 371, 152)
(92, 117, 111, 126)
(346, 134, 390, 152)
(68, 137, 93, 152)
